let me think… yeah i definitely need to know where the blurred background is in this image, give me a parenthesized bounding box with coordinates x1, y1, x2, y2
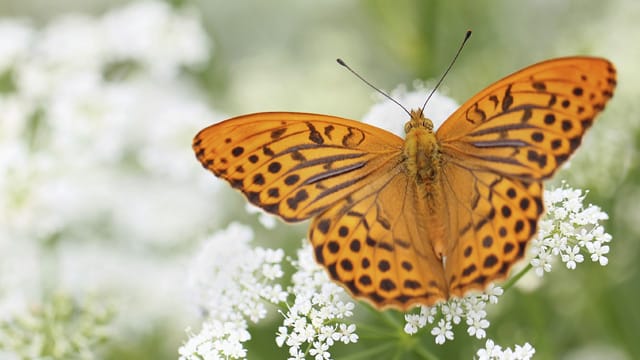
(0, 0, 637, 359)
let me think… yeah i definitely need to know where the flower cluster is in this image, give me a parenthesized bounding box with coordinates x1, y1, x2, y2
(475, 339, 536, 360)
(0, 293, 114, 359)
(404, 284, 503, 344)
(181, 228, 358, 360)
(529, 184, 612, 277)
(0, 1, 217, 358)
(276, 243, 358, 360)
(180, 223, 288, 359)
(0, 0, 212, 245)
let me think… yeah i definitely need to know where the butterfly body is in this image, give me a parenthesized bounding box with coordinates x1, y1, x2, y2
(195, 57, 616, 310)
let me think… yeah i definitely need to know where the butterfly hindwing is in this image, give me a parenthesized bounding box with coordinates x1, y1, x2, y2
(437, 57, 616, 181)
(193, 112, 403, 221)
(309, 164, 449, 309)
(439, 161, 543, 297)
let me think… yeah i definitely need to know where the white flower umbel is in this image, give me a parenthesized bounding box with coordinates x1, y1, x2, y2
(276, 242, 358, 358)
(0, 292, 114, 359)
(101, 0, 210, 78)
(529, 183, 611, 276)
(180, 223, 287, 359)
(475, 339, 536, 360)
(403, 284, 503, 344)
(1, 1, 215, 358)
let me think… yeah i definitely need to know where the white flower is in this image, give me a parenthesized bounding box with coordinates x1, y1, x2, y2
(485, 284, 504, 305)
(431, 319, 454, 344)
(309, 341, 330, 360)
(335, 323, 358, 344)
(334, 301, 354, 318)
(561, 245, 584, 269)
(403, 285, 499, 344)
(181, 223, 287, 358)
(529, 183, 612, 276)
(288, 347, 305, 360)
(275, 242, 358, 358)
(404, 314, 423, 335)
(531, 248, 553, 277)
(466, 313, 490, 339)
(319, 326, 336, 346)
(275, 326, 289, 347)
(476, 339, 502, 360)
(513, 342, 536, 359)
(441, 301, 463, 324)
(179, 320, 250, 360)
(475, 339, 535, 360)
(587, 242, 610, 266)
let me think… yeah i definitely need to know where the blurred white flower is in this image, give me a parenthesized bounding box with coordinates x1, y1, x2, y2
(0, 1, 218, 358)
(179, 320, 250, 360)
(187, 223, 286, 322)
(245, 203, 278, 229)
(0, 292, 114, 359)
(37, 15, 107, 71)
(101, 0, 210, 78)
(362, 83, 459, 136)
(0, 20, 33, 73)
(180, 223, 287, 358)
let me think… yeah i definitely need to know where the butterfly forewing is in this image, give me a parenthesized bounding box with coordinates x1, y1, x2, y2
(437, 57, 616, 181)
(193, 112, 403, 222)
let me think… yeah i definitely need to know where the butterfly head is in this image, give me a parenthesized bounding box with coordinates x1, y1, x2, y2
(404, 108, 434, 134)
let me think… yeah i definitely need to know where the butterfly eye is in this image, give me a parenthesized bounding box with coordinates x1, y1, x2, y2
(421, 118, 434, 130)
(403, 121, 413, 134)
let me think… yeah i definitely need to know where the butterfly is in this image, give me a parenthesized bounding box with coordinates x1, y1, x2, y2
(193, 57, 616, 310)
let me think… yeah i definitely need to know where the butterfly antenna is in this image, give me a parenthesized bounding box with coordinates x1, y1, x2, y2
(336, 58, 412, 117)
(420, 30, 472, 114)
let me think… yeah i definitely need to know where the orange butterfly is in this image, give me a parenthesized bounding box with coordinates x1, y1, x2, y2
(194, 57, 616, 310)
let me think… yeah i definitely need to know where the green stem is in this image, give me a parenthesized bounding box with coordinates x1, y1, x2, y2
(361, 301, 403, 329)
(338, 342, 396, 360)
(414, 340, 439, 360)
(355, 323, 397, 338)
(501, 263, 533, 291)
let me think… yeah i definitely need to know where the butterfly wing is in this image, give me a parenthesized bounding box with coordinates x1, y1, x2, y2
(309, 164, 449, 310)
(435, 57, 616, 295)
(438, 162, 543, 296)
(193, 112, 404, 222)
(437, 57, 616, 180)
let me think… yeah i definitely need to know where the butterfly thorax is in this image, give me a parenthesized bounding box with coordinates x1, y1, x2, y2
(403, 109, 442, 186)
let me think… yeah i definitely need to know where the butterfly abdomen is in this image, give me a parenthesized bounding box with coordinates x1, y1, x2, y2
(403, 115, 448, 260)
